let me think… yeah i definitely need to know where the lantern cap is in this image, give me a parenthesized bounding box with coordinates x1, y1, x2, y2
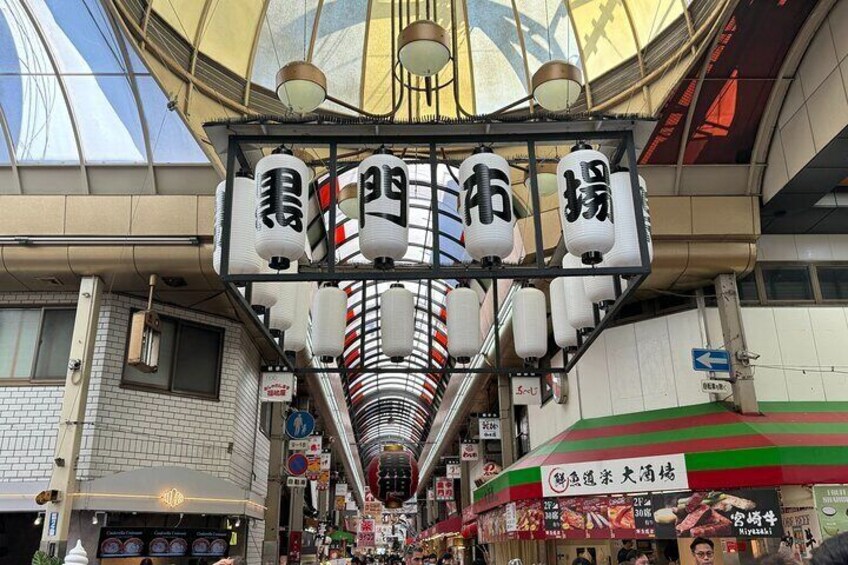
(375, 146, 394, 155)
(272, 146, 293, 155)
(235, 169, 254, 179)
(582, 251, 603, 265)
(571, 142, 592, 152)
(480, 256, 502, 269)
(473, 145, 494, 154)
(269, 257, 291, 270)
(374, 257, 395, 270)
(390, 283, 405, 289)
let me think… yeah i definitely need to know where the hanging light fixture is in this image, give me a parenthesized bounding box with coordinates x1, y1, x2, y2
(311, 284, 347, 362)
(283, 282, 312, 354)
(254, 148, 309, 270)
(549, 278, 578, 350)
(446, 285, 481, 363)
(557, 143, 615, 265)
(531, 60, 583, 112)
(512, 285, 547, 364)
(338, 182, 360, 220)
(605, 170, 653, 268)
(459, 147, 515, 267)
(358, 148, 409, 269)
(398, 20, 451, 77)
(562, 254, 595, 333)
(523, 160, 559, 197)
(276, 61, 327, 113)
(381, 284, 414, 362)
(213, 175, 262, 276)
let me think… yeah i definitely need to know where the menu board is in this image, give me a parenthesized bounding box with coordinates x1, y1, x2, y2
(583, 497, 611, 539)
(543, 498, 562, 536)
(814, 485, 848, 539)
(97, 528, 230, 558)
(608, 496, 636, 539)
(633, 494, 655, 538)
(559, 498, 586, 540)
(514, 500, 544, 538)
(652, 489, 782, 539)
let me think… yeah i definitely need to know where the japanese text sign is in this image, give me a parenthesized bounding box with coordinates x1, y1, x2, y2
(541, 454, 688, 497)
(461, 441, 479, 461)
(260, 371, 295, 402)
(478, 417, 501, 440)
(511, 376, 542, 405)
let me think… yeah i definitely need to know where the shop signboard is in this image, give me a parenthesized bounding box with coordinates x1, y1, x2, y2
(478, 416, 501, 440)
(814, 485, 848, 539)
(307, 435, 323, 455)
(540, 453, 688, 497)
(427, 488, 435, 501)
(335, 483, 348, 496)
(320, 452, 332, 470)
(436, 477, 454, 501)
(461, 441, 479, 461)
(543, 498, 563, 538)
(608, 496, 636, 539)
(582, 497, 611, 539)
(511, 376, 542, 405)
(334, 495, 346, 511)
(318, 470, 331, 490)
(288, 530, 302, 565)
(97, 528, 229, 558)
(504, 502, 517, 532)
(306, 455, 321, 480)
(632, 494, 655, 538)
(652, 488, 782, 539)
(446, 463, 461, 480)
(289, 439, 309, 451)
(260, 370, 295, 402)
(358, 518, 376, 547)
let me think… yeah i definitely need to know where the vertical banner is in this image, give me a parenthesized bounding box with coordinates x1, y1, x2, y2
(446, 463, 461, 480)
(543, 498, 563, 539)
(632, 494, 655, 539)
(435, 477, 454, 501)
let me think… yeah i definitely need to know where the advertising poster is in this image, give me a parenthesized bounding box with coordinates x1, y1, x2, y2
(632, 494, 655, 539)
(559, 498, 586, 540)
(783, 508, 821, 559)
(515, 499, 545, 538)
(98, 529, 146, 558)
(652, 489, 782, 539)
(335, 495, 346, 511)
(306, 455, 321, 480)
(97, 528, 229, 559)
(608, 496, 636, 539)
(504, 502, 517, 532)
(544, 498, 563, 537)
(583, 497, 611, 539)
(461, 441, 480, 461)
(814, 485, 848, 539)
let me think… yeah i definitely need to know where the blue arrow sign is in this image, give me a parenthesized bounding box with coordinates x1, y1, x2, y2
(692, 348, 731, 372)
(286, 410, 315, 439)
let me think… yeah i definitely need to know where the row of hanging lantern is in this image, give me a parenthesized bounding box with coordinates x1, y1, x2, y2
(214, 142, 652, 363)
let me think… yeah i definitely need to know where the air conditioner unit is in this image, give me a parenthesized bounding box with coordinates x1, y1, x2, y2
(127, 310, 162, 373)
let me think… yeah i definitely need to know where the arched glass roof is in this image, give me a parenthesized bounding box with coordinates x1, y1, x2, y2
(314, 163, 488, 463)
(0, 0, 214, 193)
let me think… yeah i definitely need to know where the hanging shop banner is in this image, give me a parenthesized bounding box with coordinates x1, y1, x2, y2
(259, 370, 295, 402)
(97, 528, 229, 559)
(504, 502, 517, 532)
(335, 483, 348, 496)
(427, 488, 435, 501)
(652, 489, 782, 539)
(460, 441, 479, 461)
(814, 485, 848, 539)
(358, 519, 376, 547)
(478, 417, 501, 440)
(318, 470, 331, 490)
(446, 463, 461, 480)
(320, 453, 332, 470)
(511, 376, 542, 405)
(335, 495, 346, 511)
(608, 496, 636, 539)
(632, 494, 655, 538)
(543, 499, 562, 538)
(307, 435, 323, 455)
(541, 453, 688, 497)
(306, 456, 321, 480)
(436, 477, 455, 501)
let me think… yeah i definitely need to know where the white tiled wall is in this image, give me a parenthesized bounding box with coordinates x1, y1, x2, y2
(528, 305, 848, 449)
(757, 234, 848, 261)
(0, 291, 269, 503)
(763, 0, 848, 202)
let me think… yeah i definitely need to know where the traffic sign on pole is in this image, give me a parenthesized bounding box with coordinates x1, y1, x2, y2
(692, 348, 731, 373)
(286, 410, 315, 439)
(287, 453, 309, 476)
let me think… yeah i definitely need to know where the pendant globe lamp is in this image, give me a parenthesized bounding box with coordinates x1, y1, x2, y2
(311, 284, 347, 362)
(276, 61, 327, 114)
(562, 253, 595, 333)
(213, 174, 263, 276)
(459, 147, 515, 267)
(446, 285, 481, 363)
(380, 284, 414, 362)
(531, 60, 583, 112)
(556, 143, 615, 265)
(549, 277, 578, 350)
(524, 160, 559, 197)
(255, 148, 309, 270)
(512, 285, 547, 364)
(398, 20, 451, 77)
(606, 169, 653, 268)
(338, 182, 360, 220)
(358, 148, 409, 269)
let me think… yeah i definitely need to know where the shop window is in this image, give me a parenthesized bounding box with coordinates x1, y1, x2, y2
(761, 266, 813, 301)
(817, 267, 848, 300)
(515, 405, 531, 459)
(0, 307, 76, 382)
(123, 313, 223, 400)
(737, 272, 758, 303)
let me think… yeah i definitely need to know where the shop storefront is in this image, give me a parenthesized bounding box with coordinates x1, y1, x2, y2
(472, 401, 848, 564)
(418, 515, 463, 561)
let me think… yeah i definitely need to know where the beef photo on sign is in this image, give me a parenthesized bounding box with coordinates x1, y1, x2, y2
(651, 489, 782, 539)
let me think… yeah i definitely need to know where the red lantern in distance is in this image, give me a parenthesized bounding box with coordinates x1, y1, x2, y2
(366, 445, 419, 509)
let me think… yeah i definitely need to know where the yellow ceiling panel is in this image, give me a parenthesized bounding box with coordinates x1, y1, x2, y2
(625, 0, 685, 47)
(152, 0, 206, 40)
(569, 0, 638, 80)
(361, 0, 395, 116)
(197, 0, 265, 77)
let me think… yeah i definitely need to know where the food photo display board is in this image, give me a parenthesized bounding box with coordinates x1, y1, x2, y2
(97, 528, 230, 558)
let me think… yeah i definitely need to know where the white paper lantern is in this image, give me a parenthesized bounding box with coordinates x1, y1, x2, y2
(268, 265, 300, 332)
(255, 150, 309, 270)
(311, 285, 347, 361)
(446, 286, 481, 363)
(556, 144, 615, 265)
(512, 286, 547, 362)
(459, 148, 515, 267)
(250, 264, 279, 310)
(549, 278, 578, 349)
(283, 282, 312, 353)
(380, 284, 414, 362)
(562, 254, 595, 331)
(583, 264, 617, 306)
(213, 176, 263, 275)
(606, 170, 653, 268)
(358, 151, 409, 268)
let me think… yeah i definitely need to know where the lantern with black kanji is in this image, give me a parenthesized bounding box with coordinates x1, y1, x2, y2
(606, 169, 653, 268)
(556, 143, 615, 265)
(254, 148, 310, 270)
(366, 445, 419, 508)
(213, 175, 263, 275)
(358, 149, 409, 268)
(458, 147, 515, 267)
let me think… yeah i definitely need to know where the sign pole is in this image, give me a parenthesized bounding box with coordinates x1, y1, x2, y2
(263, 402, 287, 564)
(714, 273, 758, 414)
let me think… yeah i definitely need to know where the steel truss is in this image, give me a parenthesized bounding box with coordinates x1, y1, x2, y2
(212, 118, 652, 376)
